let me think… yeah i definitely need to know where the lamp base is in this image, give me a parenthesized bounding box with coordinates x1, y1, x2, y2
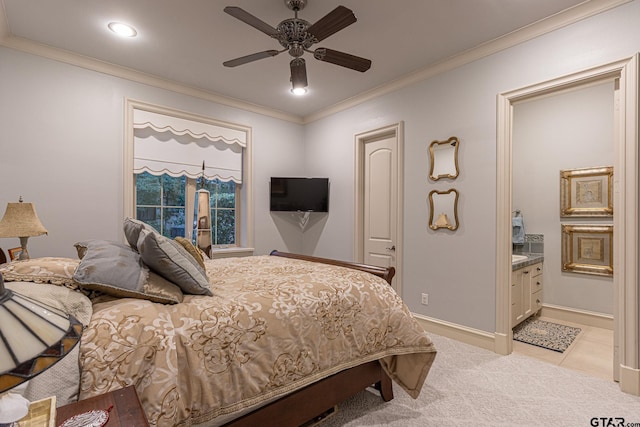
(18, 237, 30, 260)
(0, 392, 30, 425)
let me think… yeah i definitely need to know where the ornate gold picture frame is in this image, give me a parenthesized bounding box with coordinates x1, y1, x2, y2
(16, 395, 56, 427)
(428, 136, 459, 181)
(560, 166, 613, 217)
(428, 189, 459, 231)
(561, 224, 613, 277)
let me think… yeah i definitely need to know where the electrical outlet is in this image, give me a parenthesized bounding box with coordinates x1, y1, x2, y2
(421, 293, 429, 305)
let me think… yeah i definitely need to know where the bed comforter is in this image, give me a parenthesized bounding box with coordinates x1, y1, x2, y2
(78, 255, 437, 426)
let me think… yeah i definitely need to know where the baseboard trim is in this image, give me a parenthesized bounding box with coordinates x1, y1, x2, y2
(541, 304, 614, 330)
(493, 332, 511, 356)
(412, 313, 495, 352)
(619, 364, 640, 396)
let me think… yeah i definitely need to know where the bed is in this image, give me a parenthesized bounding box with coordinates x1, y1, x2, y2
(0, 221, 437, 427)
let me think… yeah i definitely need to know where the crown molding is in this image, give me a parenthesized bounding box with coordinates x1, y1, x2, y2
(302, 0, 631, 123)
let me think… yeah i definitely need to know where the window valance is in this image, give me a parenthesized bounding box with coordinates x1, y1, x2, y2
(133, 109, 245, 183)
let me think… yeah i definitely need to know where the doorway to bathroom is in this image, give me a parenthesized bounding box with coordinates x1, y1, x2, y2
(495, 56, 639, 395)
(511, 81, 615, 381)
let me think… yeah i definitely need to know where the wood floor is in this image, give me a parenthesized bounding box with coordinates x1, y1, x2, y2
(512, 316, 614, 381)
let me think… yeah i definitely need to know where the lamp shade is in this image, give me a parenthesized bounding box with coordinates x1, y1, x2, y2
(0, 274, 82, 394)
(0, 200, 48, 238)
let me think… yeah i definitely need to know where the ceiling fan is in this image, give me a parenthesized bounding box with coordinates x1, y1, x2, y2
(223, 0, 372, 94)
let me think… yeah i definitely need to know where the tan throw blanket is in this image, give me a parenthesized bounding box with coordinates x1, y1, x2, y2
(79, 256, 436, 426)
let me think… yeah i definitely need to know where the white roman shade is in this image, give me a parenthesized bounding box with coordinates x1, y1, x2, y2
(133, 109, 246, 183)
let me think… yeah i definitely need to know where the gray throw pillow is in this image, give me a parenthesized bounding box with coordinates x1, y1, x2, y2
(73, 240, 183, 304)
(138, 229, 213, 296)
(123, 217, 159, 249)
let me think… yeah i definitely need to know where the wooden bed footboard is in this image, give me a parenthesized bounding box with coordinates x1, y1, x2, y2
(221, 251, 396, 426)
(269, 250, 396, 286)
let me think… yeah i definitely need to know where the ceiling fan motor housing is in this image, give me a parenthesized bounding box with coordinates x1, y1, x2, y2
(276, 19, 315, 57)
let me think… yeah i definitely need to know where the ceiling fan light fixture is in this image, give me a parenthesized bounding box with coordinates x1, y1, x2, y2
(290, 57, 308, 95)
(108, 22, 138, 38)
(291, 86, 308, 95)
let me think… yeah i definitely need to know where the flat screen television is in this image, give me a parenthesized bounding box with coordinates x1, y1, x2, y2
(270, 177, 329, 212)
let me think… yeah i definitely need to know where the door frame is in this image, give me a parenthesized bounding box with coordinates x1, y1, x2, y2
(354, 122, 404, 297)
(495, 55, 639, 395)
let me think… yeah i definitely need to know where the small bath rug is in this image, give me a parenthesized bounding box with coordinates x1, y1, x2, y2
(513, 318, 581, 352)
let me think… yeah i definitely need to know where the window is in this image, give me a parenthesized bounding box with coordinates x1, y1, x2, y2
(200, 179, 236, 245)
(135, 172, 237, 245)
(125, 100, 253, 253)
(135, 173, 186, 238)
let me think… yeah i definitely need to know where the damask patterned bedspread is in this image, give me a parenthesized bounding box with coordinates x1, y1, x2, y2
(78, 255, 437, 427)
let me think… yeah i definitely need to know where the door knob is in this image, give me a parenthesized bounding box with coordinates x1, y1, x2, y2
(386, 245, 396, 251)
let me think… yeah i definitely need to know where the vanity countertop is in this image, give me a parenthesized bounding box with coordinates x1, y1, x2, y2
(512, 253, 544, 270)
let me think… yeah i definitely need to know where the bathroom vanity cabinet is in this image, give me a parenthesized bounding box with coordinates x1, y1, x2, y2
(511, 261, 543, 327)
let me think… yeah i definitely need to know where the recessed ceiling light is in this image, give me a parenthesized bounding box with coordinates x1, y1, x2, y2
(108, 22, 137, 38)
(291, 87, 308, 96)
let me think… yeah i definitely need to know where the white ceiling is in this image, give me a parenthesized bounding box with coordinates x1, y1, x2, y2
(0, 0, 621, 120)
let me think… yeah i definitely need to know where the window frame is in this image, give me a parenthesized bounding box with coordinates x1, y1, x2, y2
(197, 178, 239, 246)
(134, 174, 239, 246)
(124, 99, 253, 256)
(135, 172, 188, 237)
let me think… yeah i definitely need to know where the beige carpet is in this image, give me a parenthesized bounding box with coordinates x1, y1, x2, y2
(320, 334, 640, 426)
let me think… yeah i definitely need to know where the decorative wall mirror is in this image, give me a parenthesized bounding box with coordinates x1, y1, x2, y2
(429, 136, 459, 180)
(428, 189, 459, 231)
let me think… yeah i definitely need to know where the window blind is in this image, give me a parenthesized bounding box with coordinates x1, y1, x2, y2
(133, 109, 246, 183)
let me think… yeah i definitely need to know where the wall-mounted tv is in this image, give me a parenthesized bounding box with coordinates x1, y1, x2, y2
(270, 177, 329, 212)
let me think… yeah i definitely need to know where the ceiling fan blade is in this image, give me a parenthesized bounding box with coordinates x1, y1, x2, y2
(224, 6, 278, 36)
(313, 48, 371, 72)
(223, 50, 281, 67)
(307, 5, 357, 42)
(290, 58, 308, 88)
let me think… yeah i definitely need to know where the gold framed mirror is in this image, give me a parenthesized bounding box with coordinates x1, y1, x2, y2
(428, 136, 459, 181)
(428, 188, 459, 231)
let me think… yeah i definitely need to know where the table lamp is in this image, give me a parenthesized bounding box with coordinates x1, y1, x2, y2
(0, 197, 48, 260)
(0, 273, 83, 425)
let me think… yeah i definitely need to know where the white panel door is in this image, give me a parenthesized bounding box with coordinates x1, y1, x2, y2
(363, 136, 397, 270)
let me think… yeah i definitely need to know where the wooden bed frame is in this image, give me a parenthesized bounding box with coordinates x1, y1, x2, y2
(223, 251, 396, 426)
(0, 247, 395, 426)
